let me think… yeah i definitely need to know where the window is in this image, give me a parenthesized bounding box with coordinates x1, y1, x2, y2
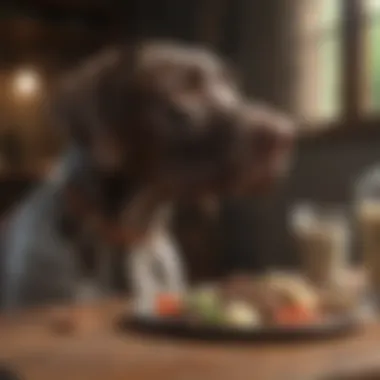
(298, 0, 342, 123)
(298, 0, 380, 126)
(365, 0, 380, 111)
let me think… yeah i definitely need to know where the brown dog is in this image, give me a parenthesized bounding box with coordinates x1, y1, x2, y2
(1, 41, 294, 310)
(56, 40, 293, 225)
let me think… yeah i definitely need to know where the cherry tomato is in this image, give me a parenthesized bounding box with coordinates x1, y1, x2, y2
(155, 293, 183, 317)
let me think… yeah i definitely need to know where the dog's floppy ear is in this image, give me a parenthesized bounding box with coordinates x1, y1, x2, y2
(51, 43, 140, 170)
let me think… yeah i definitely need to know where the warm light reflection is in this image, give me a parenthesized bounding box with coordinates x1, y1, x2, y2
(12, 69, 41, 98)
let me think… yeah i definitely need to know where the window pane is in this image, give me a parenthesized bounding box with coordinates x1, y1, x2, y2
(366, 0, 380, 13)
(320, 0, 342, 25)
(299, 34, 341, 122)
(297, 0, 342, 122)
(318, 36, 342, 119)
(366, 17, 380, 111)
(299, 0, 342, 38)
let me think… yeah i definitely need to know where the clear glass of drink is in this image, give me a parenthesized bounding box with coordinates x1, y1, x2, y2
(289, 202, 349, 288)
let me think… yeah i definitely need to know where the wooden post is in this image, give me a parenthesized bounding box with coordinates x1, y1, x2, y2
(342, 0, 366, 121)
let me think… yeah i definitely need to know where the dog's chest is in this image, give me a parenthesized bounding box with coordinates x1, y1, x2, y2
(62, 188, 179, 297)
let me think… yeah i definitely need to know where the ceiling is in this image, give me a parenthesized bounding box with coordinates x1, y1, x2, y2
(0, 0, 134, 68)
(2, 0, 128, 13)
(0, 0, 136, 22)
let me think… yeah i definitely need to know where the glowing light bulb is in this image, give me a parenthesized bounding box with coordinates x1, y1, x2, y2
(12, 69, 41, 98)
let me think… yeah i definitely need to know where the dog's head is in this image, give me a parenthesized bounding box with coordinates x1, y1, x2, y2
(54, 41, 294, 202)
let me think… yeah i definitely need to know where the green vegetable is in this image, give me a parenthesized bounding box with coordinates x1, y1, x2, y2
(187, 286, 224, 324)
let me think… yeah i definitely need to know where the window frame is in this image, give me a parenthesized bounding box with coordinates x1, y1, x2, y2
(301, 0, 380, 142)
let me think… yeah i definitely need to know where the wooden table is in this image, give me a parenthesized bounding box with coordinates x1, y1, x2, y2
(1, 300, 380, 380)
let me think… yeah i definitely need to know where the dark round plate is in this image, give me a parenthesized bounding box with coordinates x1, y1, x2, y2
(118, 313, 362, 343)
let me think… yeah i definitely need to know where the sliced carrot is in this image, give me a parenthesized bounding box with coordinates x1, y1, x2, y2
(155, 293, 183, 317)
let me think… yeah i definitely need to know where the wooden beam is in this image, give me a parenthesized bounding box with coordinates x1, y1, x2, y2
(341, 0, 366, 121)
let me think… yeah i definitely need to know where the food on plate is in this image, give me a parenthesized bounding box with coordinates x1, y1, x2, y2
(220, 272, 322, 323)
(149, 272, 357, 329)
(274, 305, 320, 326)
(155, 293, 183, 317)
(223, 300, 261, 328)
(263, 272, 319, 310)
(187, 286, 224, 324)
